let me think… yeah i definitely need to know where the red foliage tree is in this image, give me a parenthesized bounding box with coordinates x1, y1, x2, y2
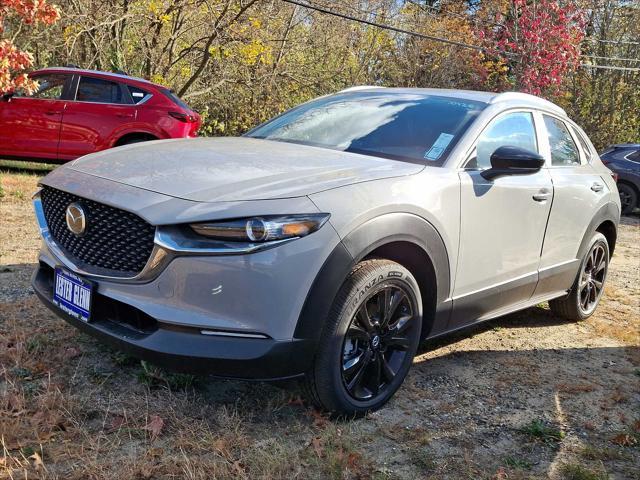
(481, 0, 586, 97)
(1, 0, 59, 94)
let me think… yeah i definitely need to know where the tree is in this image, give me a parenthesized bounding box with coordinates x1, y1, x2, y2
(481, 0, 586, 97)
(0, 0, 59, 94)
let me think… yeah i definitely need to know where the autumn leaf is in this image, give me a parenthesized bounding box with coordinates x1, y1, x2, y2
(310, 437, 324, 458)
(64, 347, 82, 360)
(143, 415, 165, 440)
(611, 433, 637, 447)
(107, 415, 126, 433)
(29, 451, 46, 471)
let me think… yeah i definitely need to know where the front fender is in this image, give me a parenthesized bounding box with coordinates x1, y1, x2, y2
(294, 212, 451, 345)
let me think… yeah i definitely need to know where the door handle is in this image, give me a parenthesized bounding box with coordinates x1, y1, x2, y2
(533, 188, 551, 202)
(116, 113, 135, 119)
(591, 182, 604, 192)
(44, 111, 61, 116)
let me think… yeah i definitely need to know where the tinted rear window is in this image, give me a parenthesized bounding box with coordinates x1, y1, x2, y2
(162, 89, 191, 110)
(246, 92, 485, 165)
(76, 77, 128, 104)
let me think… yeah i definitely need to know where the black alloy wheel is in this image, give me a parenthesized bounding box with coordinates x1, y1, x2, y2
(305, 259, 422, 416)
(341, 285, 415, 401)
(577, 241, 608, 316)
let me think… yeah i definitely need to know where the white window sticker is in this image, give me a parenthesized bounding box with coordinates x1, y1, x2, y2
(132, 92, 145, 98)
(424, 133, 455, 161)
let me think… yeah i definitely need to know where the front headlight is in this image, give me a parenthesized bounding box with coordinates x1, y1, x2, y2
(190, 214, 330, 242)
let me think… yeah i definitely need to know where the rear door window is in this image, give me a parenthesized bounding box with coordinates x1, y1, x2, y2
(543, 115, 581, 166)
(76, 77, 129, 104)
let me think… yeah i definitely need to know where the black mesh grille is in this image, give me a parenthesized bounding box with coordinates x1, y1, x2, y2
(40, 186, 155, 275)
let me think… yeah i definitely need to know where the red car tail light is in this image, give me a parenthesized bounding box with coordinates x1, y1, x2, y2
(168, 111, 197, 123)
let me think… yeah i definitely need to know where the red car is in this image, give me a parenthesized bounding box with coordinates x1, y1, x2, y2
(0, 67, 201, 162)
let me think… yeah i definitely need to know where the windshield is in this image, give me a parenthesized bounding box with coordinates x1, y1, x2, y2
(246, 91, 485, 165)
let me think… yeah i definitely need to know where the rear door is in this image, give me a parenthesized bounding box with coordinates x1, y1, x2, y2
(450, 110, 553, 327)
(58, 75, 136, 159)
(533, 114, 611, 297)
(0, 73, 71, 160)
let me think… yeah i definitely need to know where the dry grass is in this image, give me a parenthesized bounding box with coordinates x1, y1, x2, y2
(1, 169, 639, 479)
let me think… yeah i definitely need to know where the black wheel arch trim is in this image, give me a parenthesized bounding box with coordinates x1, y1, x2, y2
(294, 213, 451, 345)
(576, 201, 620, 260)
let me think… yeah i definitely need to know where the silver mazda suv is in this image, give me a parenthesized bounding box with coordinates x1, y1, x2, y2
(32, 88, 620, 415)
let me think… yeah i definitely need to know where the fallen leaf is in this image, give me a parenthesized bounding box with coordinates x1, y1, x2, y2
(310, 437, 324, 458)
(347, 452, 361, 469)
(492, 467, 508, 480)
(309, 408, 329, 429)
(6, 393, 24, 412)
(107, 415, 126, 433)
(29, 451, 45, 471)
(64, 347, 82, 359)
(144, 415, 164, 440)
(611, 433, 637, 447)
(287, 396, 305, 407)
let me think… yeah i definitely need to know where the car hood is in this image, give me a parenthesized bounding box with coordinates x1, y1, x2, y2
(68, 137, 424, 202)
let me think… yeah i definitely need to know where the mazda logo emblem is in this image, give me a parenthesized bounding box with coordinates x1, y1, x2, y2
(65, 203, 87, 236)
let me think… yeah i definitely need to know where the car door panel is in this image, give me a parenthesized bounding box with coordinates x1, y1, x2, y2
(534, 165, 610, 297)
(449, 110, 553, 329)
(533, 115, 611, 298)
(0, 73, 70, 160)
(451, 169, 553, 326)
(58, 76, 136, 159)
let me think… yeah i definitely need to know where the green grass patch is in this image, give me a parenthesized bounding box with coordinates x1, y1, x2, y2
(520, 419, 565, 443)
(0, 159, 57, 174)
(137, 360, 199, 390)
(503, 455, 532, 470)
(559, 463, 608, 480)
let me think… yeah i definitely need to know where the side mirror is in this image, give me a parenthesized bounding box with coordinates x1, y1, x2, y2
(481, 146, 545, 180)
(1, 92, 14, 102)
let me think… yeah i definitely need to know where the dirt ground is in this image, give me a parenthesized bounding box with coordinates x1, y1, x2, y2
(1, 167, 638, 480)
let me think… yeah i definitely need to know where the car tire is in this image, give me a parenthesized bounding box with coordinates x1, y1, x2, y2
(304, 259, 422, 416)
(617, 182, 637, 215)
(549, 232, 609, 321)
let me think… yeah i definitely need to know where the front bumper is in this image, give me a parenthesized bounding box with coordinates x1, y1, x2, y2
(32, 263, 314, 380)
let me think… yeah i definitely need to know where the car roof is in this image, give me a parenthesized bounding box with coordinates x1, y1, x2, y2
(338, 86, 567, 117)
(33, 67, 156, 87)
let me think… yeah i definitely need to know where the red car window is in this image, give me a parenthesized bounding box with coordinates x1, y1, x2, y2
(127, 85, 151, 104)
(76, 76, 128, 104)
(17, 74, 67, 99)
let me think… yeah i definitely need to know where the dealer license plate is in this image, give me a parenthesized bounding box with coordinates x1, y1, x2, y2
(53, 267, 94, 322)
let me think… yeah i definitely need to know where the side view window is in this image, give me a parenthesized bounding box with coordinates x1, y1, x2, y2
(16, 74, 67, 100)
(571, 126, 592, 163)
(127, 85, 150, 104)
(76, 77, 127, 104)
(470, 112, 537, 169)
(543, 115, 581, 166)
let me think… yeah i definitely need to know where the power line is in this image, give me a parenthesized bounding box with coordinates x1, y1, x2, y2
(584, 38, 640, 46)
(584, 54, 640, 63)
(280, 0, 517, 58)
(580, 63, 640, 72)
(282, 0, 637, 72)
